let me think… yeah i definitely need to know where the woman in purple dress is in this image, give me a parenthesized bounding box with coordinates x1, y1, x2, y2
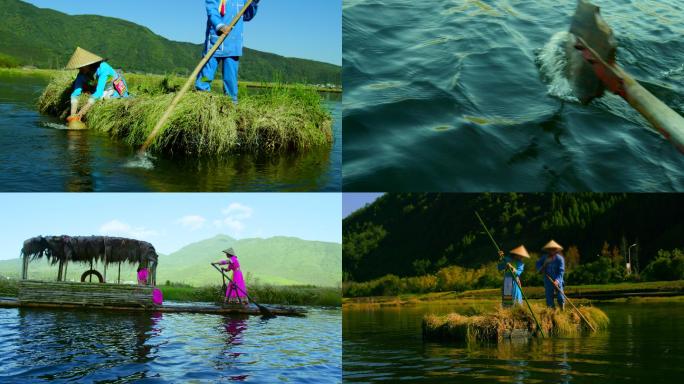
(137, 266, 149, 285)
(214, 247, 248, 305)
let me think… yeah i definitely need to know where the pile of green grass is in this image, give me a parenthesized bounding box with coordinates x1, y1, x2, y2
(422, 303, 609, 342)
(37, 72, 333, 156)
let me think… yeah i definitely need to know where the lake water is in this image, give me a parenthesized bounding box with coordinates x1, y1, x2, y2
(343, 0, 684, 191)
(0, 73, 341, 192)
(0, 306, 341, 383)
(343, 302, 684, 382)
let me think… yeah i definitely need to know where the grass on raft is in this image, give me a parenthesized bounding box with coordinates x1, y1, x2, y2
(37, 71, 333, 156)
(422, 303, 609, 342)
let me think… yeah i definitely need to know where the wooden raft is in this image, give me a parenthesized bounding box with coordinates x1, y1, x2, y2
(3, 282, 307, 317)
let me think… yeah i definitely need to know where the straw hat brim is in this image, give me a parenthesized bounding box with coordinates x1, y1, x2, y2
(510, 245, 530, 258)
(222, 248, 236, 256)
(65, 47, 104, 70)
(542, 240, 563, 251)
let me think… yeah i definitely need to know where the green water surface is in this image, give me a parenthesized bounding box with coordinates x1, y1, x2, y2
(343, 301, 684, 382)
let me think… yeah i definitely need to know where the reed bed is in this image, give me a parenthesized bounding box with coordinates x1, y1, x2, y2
(37, 72, 333, 156)
(423, 304, 609, 342)
(158, 283, 341, 307)
(0, 278, 18, 296)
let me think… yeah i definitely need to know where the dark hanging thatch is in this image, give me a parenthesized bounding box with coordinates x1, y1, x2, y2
(21, 236, 158, 267)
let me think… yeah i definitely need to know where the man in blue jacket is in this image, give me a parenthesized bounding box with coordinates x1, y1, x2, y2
(536, 240, 566, 310)
(196, 0, 260, 104)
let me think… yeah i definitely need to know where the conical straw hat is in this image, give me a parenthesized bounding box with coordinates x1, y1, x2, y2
(542, 240, 563, 251)
(65, 47, 104, 69)
(510, 245, 530, 258)
(222, 247, 236, 256)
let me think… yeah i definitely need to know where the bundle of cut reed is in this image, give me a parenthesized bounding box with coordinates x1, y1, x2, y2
(422, 303, 609, 342)
(37, 72, 333, 156)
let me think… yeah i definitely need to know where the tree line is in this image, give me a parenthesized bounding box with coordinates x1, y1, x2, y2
(343, 193, 684, 292)
(344, 245, 684, 297)
(0, 0, 341, 85)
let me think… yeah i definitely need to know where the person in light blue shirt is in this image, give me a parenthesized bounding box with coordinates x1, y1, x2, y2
(65, 47, 129, 122)
(196, 0, 260, 103)
(536, 240, 566, 310)
(497, 245, 529, 307)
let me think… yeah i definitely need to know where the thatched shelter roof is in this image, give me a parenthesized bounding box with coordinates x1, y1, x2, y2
(22, 236, 158, 266)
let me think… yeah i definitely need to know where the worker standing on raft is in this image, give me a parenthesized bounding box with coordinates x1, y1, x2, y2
(65, 47, 129, 123)
(537, 240, 566, 310)
(212, 247, 249, 305)
(195, 0, 260, 104)
(497, 246, 529, 307)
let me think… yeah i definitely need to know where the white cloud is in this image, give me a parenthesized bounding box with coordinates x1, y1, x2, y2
(176, 215, 206, 231)
(221, 203, 253, 219)
(220, 217, 245, 232)
(214, 203, 253, 234)
(99, 220, 158, 239)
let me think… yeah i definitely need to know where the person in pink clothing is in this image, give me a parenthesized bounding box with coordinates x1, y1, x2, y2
(214, 247, 248, 305)
(137, 266, 149, 285)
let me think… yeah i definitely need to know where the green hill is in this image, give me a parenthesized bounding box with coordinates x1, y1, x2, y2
(0, 235, 341, 287)
(158, 235, 341, 287)
(0, 0, 341, 85)
(343, 193, 684, 282)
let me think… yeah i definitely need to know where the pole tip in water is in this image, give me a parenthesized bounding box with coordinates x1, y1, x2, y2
(124, 150, 156, 169)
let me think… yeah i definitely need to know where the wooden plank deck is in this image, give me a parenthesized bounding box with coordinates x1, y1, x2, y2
(0, 297, 307, 317)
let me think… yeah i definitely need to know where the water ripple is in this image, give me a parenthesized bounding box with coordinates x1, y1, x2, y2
(343, 0, 684, 191)
(0, 307, 341, 383)
(344, 303, 684, 382)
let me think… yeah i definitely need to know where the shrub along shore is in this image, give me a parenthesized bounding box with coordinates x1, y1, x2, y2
(36, 71, 333, 156)
(0, 278, 340, 307)
(344, 248, 684, 298)
(159, 282, 341, 307)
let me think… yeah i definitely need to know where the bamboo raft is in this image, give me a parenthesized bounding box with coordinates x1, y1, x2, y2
(0, 296, 307, 318)
(10, 235, 307, 317)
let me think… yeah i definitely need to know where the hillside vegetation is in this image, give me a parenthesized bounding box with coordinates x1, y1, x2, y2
(0, 0, 340, 85)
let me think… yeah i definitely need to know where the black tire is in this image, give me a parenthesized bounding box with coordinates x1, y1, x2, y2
(80, 269, 104, 283)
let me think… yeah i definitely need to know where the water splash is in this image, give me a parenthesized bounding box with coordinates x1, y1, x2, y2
(40, 122, 71, 130)
(536, 31, 579, 102)
(661, 64, 684, 80)
(363, 81, 408, 91)
(123, 151, 156, 170)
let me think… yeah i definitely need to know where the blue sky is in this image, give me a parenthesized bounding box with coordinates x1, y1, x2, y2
(0, 193, 342, 260)
(22, 0, 342, 65)
(343, 193, 384, 217)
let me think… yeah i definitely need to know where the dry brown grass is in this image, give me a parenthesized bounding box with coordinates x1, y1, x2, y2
(423, 303, 609, 342)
